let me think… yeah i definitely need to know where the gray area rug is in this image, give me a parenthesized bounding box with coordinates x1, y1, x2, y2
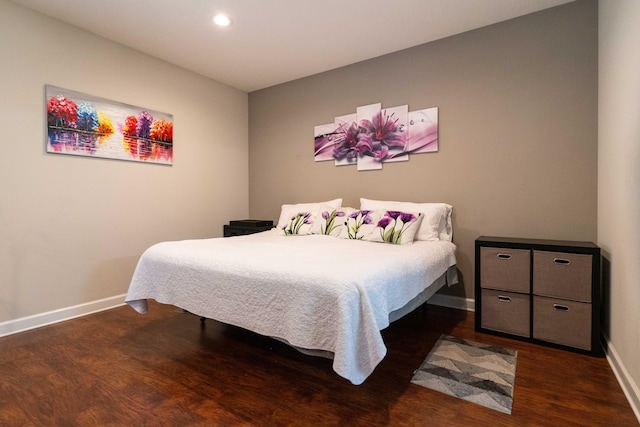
(411, 334, 517, 414)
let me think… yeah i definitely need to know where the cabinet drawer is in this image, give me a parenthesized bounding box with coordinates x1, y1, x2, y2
(481, 289, 530, 337)
(533, 251, 592, 302)
(480, 247, 530, 293)
(533, 296, 592, 350)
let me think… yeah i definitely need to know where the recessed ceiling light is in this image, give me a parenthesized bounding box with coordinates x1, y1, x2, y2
(213, 14, 232, 27)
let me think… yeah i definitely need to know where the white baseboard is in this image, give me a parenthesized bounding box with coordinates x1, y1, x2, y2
(0, 294, 127, 338)
(603, 333, 640, 423)
(428, 294, 474, 311)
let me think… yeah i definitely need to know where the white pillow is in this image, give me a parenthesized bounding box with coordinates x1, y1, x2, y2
(359, 198, 453, 241)
(276, 198, 342, 230)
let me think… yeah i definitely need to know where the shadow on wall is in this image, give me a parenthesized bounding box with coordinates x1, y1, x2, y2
(434, 267, 468, 303)
(600, 254, 611, 341)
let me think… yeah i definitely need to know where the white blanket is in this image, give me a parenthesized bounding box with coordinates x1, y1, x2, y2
(125, 229, 457, 385)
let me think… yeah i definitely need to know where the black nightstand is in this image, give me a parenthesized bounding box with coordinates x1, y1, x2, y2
(223, 219, 274, 237)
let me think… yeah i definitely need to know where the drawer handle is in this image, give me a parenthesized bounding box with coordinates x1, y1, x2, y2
(497, 253, 512, 260)
(497, 295, 512, 303)
(553, 258, 571, 266)
(553, 304, 569, 311)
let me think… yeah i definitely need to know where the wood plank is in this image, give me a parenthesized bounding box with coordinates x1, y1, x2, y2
(0, 301, 636, 426)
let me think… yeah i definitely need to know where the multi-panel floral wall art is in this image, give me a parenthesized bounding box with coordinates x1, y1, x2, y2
(46, 85, 173, 165)
(314, 103, 438, 171)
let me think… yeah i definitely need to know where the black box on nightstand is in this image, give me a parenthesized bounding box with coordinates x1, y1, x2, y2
(224, 219, 274, 237)
(229, 219, 273, 228)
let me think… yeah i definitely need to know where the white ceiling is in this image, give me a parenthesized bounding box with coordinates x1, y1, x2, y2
(11, 0, 575, 92)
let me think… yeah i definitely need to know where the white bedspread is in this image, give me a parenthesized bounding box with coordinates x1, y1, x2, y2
(125, 229, 457, 385)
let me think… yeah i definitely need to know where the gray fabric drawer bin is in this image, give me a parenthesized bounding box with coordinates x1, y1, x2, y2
(481, 289, 530, 337)
(533, 251, 592, 302)
(480, 247, 530, 293)
(533, 296, 592, 350)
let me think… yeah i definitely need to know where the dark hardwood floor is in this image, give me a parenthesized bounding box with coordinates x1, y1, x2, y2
(0, 301, 637, 426)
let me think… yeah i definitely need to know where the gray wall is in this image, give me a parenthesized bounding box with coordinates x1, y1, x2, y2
(248, 0, 598, 302)
(598, 0, 640, 415)
(0, 0, 248, 325)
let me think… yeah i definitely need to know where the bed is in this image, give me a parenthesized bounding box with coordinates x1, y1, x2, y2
(125, 198, 457, 385)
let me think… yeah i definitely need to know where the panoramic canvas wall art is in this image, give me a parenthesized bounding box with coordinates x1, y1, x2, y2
(314, 103, 438, 171)
(46, 85, 173, 165)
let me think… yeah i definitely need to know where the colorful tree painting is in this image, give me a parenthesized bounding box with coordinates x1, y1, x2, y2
(45, 85, 173, 165)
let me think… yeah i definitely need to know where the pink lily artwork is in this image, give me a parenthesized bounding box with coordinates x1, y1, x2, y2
(314, 102, 438, 171)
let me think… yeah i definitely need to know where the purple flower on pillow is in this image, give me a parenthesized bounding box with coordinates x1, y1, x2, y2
(400, 212, 416, 223)
(377, 216, 392, 229)
(377, 210, 418, 244)
(321, 209, 346, 235)
(345, 210, 373, 240)
(283, 212, 312, 235)
(349, 209, 372, 221)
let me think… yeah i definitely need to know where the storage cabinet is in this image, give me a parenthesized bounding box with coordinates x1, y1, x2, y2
(475, 236, 601, 356)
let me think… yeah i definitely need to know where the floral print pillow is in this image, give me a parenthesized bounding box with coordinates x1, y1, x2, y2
(311, 207, 355, 236)
(282, 211, 316, 235)
(339, 209, 379, 240)
(339, 209, 424, 245)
